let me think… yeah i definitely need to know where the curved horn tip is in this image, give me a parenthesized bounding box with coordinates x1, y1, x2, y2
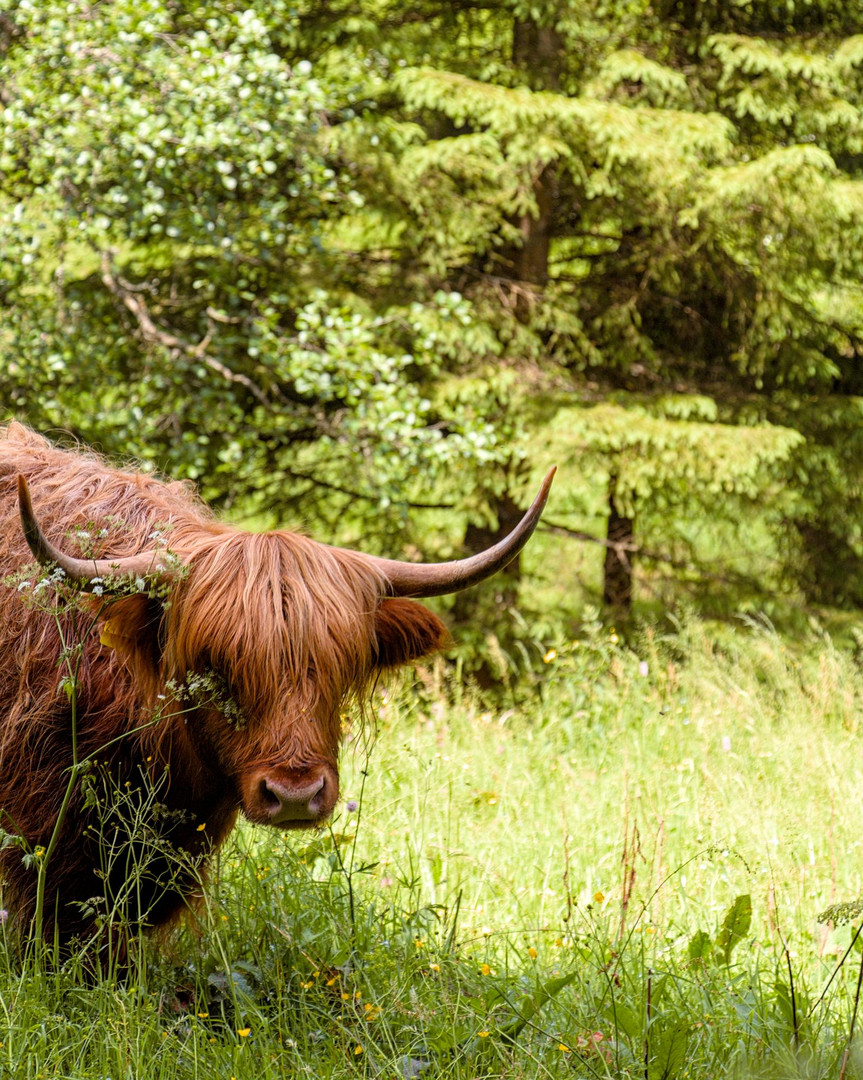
(17, 473, 31, 512)
(17, 474, 42, 557)
(539, 466, 557, 498)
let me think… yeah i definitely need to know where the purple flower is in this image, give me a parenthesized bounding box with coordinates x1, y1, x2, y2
(345, 800, 359, 813)
(0, 909, 8, 924)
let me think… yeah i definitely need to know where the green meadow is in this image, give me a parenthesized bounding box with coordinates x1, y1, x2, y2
(4, 616, 863, 1079)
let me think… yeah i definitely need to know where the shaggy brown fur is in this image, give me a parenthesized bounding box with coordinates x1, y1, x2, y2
(0, 423, 447, 944)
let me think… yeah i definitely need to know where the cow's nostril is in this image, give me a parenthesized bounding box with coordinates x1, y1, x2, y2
(259, 779, 280, 808)
(307, 775, 326, 815)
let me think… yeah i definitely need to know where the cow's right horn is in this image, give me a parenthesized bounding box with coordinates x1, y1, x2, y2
(367, 467, 556, 598)
(18, 474, 172, 590)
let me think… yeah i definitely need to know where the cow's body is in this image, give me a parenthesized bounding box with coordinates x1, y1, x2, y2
(0, 423, 551, 944)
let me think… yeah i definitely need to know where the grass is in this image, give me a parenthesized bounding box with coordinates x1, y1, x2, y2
(5, 613, 863, 1077)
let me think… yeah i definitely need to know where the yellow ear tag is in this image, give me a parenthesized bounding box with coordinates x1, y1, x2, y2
(100, 617, 131, 651)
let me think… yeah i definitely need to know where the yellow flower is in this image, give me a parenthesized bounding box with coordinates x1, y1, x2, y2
(478, 1030, 490, 1038)
(237, 1027, 251, 1038)
(480, 963, 492, 975)
(559, 1043, 571, 1054)
(354, 1044, 363, 1056)
(196, 822, 207, 831)
(414, 938, 425, 949)
(33, 846, 45, 858)
(543, 649, 557, 663)
(610, 633, 619, 644)
(430, 963, 441, 972)
(197, 1011, 209, 1019)
(528, 947, 538, 959)
(594, 891, 605, 904)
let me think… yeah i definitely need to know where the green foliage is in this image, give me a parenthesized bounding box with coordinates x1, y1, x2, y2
(0, 0, 504, 541)
(5, 0, 863, 639)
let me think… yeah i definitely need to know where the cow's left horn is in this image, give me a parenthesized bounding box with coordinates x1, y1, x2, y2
(18, 474, 171, 590)
(368, 467, 556, 599)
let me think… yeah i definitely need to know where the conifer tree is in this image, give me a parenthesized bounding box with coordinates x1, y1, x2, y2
(296, 0, 863, 621)
(4, 0, 863, 656)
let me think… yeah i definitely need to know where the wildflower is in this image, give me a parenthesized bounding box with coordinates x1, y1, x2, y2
(354, 1045, 363, 1056)
(414, 938, 425, 949)
(559, 1044, 571, 1053)
(0, 910, 8, 924)
(33, 846, 45, 859)
(345, 799, 359, 813)
(609, 632, 619, 644)
(528, 947, 537, 959)
(430, 963, 440, 972)
(197, 1011, 209, 1019)
(480, 964, 492, 975)
(478, 1031, 490, 1038)
(543, 649, 557, 663)
(237, 1027, 251, 1038)
(638, 660, 649, 677)
(196, 822, 207, 832)
(594, 891, 605, 904)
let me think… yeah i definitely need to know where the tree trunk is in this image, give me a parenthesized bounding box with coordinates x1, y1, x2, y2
(603, 476, 634, 614)
(451, 13, 564, 681)
(500, 19, 563, 318)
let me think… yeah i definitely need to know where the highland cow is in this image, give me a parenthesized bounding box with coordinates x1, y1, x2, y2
(0, 423, 553, 945)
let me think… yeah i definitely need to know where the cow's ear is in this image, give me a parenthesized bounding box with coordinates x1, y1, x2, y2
(373, 598, 450, 669)
(96, 594, 163, 679)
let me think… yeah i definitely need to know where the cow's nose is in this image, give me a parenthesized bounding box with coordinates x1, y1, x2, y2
(254, 767, 337, 827)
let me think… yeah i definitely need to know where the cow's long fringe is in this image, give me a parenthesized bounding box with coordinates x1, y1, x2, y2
(0, 422, 438, 945)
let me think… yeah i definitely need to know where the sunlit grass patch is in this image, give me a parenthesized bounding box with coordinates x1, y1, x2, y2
(3, 617, 863, 1076)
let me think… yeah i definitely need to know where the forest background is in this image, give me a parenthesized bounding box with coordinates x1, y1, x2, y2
(6, 0, 863, 676)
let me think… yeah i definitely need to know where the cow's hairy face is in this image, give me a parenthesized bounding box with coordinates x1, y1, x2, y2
(104, 531, 447, 828)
